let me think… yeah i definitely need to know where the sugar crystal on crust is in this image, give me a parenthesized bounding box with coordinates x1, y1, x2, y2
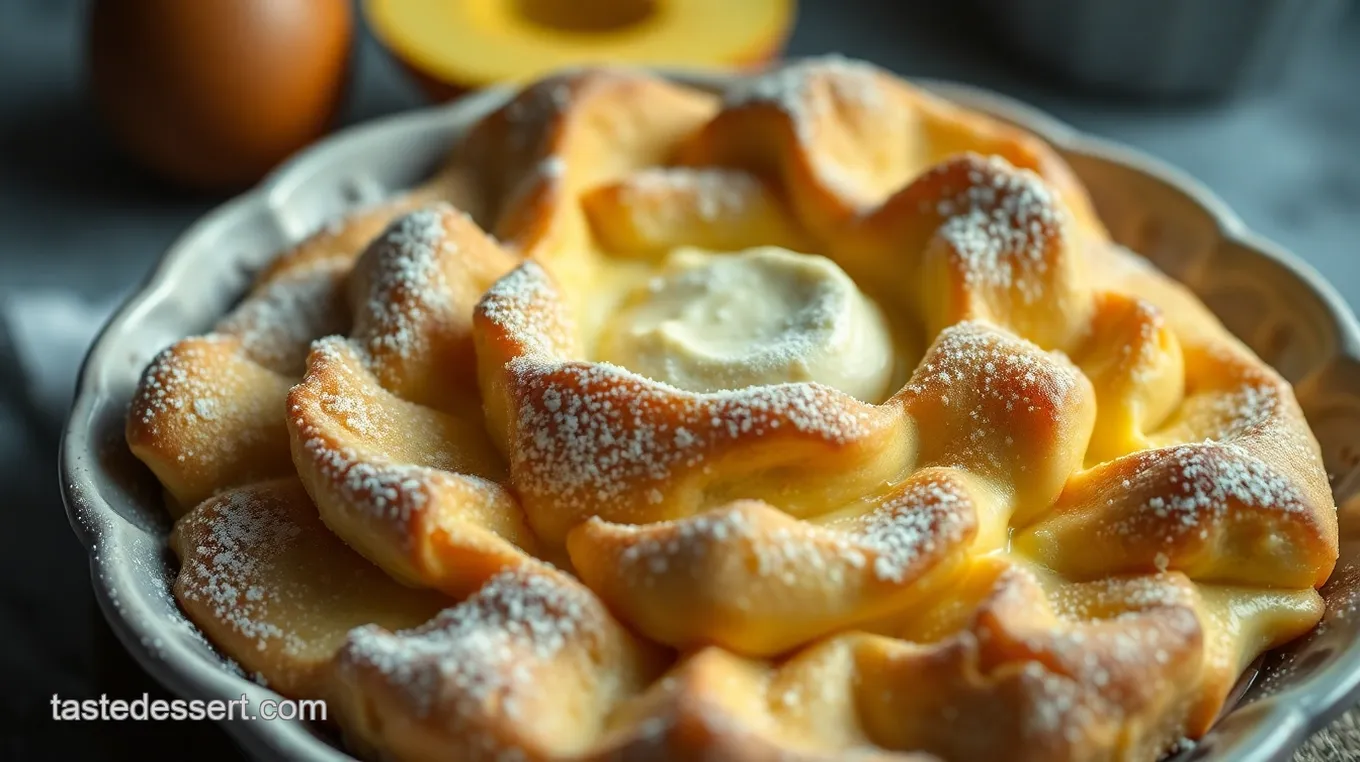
(360, 206, 452, 359)
(339, 568, 593, 719)
(177, 490, 305, 653)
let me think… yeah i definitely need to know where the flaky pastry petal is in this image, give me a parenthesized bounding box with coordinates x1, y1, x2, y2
(453, 70, 718, 266)
(128, 172, 473, 511)
(1017, 347, 1337, 588)
(677, 57, 1104, 244)
(581, 167, 814, 258)
(170, 478, 449, 697)
(128, 260, 348, 511)
(288, 204, 544, 595)
(568, 469, 980, 655)
(854, 567, 1205, 762)
(894, 320, 1096, 528)
(331, 565, 668, 762)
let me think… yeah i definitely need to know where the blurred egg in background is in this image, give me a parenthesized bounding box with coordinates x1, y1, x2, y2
(87, 0, 354, 191)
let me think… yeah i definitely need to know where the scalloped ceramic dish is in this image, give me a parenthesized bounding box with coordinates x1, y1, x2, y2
(60, 70, 1360, 761)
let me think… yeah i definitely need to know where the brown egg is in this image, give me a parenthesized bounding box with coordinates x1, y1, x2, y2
(89, 0, 353, 191)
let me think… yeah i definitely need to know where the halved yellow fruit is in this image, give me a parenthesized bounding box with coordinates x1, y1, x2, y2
(365, 0, 795, 98)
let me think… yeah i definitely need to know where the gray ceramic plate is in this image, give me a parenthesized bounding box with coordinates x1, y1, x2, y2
(59, 68, 1360, 761)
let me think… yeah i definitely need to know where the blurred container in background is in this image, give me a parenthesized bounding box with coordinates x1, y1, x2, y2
(980, 0, 1351, 99)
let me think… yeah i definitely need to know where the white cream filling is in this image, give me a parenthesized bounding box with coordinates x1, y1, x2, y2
(596, 246, 895, 401)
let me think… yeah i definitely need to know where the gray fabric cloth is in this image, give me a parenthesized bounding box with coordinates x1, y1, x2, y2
(0, 290, 119, 426)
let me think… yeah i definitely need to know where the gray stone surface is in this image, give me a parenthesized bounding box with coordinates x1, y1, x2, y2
(0, 0, 1355, 759)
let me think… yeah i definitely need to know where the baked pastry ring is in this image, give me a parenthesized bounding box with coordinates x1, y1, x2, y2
(126, 58, 1338, 762)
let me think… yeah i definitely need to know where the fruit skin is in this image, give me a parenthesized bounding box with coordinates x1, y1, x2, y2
(365, 0, 794, 102)
(88, 0, 353, 191)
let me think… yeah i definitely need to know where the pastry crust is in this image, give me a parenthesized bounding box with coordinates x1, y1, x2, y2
(127, 59, 1338, 762)
(169, 478, 450, 697)
(126, 168, 476, 511)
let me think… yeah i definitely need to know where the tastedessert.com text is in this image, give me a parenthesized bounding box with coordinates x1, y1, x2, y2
(50, 693, 326, 722)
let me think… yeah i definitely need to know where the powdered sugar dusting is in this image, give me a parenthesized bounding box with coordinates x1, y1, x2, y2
(1109, 442, 1307, 543)
(614, 472, 972, 589)
(129, 335, 273, 473)
(1092, 298, 1166, 389)
(339, 567, 597, 723)
(130, 266, 348, 475)
(1045, 607, 1196, 708)
(855, 474, 973, 583)
(301, 337, 395, 439)
(177, 490, 305, 653)
(511, 360, 875, 522)
(478, 261, 577, 360)
(608, 507, 761, 596)
(1123, 303, 1164, 387)
(133, 336, 238, 429)
(723, 55, 887, 141)
(906, 320, 1081, 469)
(217, 263, 348, 376)
(1016, 662, 1093, 741)
(981, 571, 1199, 744)
(1181, 380, 1283, 443)
(503, 77, 573, 156)
(1049, 575, 1196, 617)
(1165, 355, 1323, 475)
(602, 501, 863, 602)
(123, 58, 1339, 762)
(620, 167, 760, 223)
(357, 206, 453, 360)
(928, 155, 1066, 305)
(301, 439, 433, 543)
(291, 337, 433, 537)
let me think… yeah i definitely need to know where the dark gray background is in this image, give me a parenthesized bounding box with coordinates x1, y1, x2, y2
(0, 0, 1356, 759)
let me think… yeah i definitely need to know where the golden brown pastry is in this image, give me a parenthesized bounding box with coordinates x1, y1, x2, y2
(126, 58, 1338, 762)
